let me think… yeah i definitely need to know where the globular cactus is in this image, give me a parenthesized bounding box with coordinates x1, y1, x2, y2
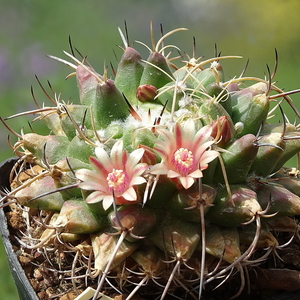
(2, 24, 300, 300)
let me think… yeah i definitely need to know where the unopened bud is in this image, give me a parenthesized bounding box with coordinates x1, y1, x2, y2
(136, 84, 158, 102)
(211, 116, 234, 147)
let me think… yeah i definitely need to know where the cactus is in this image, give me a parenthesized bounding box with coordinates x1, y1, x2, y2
(1, 24, 300, 300)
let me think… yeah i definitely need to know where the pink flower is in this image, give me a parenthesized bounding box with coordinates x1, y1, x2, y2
(75, 140, 148, 210)
(150, 120, 218, 189)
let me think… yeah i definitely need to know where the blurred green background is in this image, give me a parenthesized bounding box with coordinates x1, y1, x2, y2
(0, 0, 299, 299)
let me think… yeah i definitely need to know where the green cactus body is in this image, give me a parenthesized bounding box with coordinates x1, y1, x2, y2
(149, 212, 200, 260)
(214, 134, 258, 183)
(104, 123, 124, 140)
(207, 83, 233, 115)
(22, 133, 70, 165)
(219, 227, 241, 263)
(130, 242, 166, 275)
(272, 131, 300, 171)
(249, 132, 286, 177)
(76, 64, 103, 106)
(3, 25, 300, 300)
(256, 184, 300, 218)
(199, 99, 234, 132)
(114, 46, 144, 105)
(14, 176, 64, 211)
(145, 175, 176, 208)
(91, 232, 140, 272)
(200, 224, 241, 263)
(59, 104, 93, 140)
(140, 51, 174, 89)
(122, 126, 157, 151)
(166, 183, 216, 222)
(54, 199, 108, 234)
(273, 173, 300, 195)
(156, 81, 186, 111)
(206, 184, 261, 227)
(260, 122, 297, 135)
(204, 223, 226, 259)
(94, 79, 130, 129)
(231, 90, 270, 137)
(238, 222, 278, 248)
(67, 135, 95, 163)
(193, 65, 224, 92)
(109, 204, 161, 242)
(40, 109, 66, 135)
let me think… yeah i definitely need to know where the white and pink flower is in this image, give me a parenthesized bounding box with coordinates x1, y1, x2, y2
(75, 140, 148, 210)
(150, 120, 218, 189)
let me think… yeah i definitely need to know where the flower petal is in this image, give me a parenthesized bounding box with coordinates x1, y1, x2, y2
(130, 176, 147, 186)
(199, 150, 219, 170)
(194, 141, 215, 161)
(153, 144, 169, 162)
(167, 169, 181, 178)
(150, 163, 169, 175)
(110, 140, 127, 169)
(92, 149, 112, 174)
(156, 127, 175, 146)
(189, 169, 203, 178)
(126, 148, 145, 171)
(122, 187, 137, 201)
(131, 163, 148, 177)
(86, 191, 105, 204)
(102, 195, 114, 210)
(76, 169, 107, 191)
(181, 119, 196, 141)
(193, 125, 212, 145)
(178, 176, 195, 189)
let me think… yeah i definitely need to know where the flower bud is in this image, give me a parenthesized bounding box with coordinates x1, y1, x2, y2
(210, 115, 234, 147)
(136, 84, 158, 102)
(138, 144, 158, 165)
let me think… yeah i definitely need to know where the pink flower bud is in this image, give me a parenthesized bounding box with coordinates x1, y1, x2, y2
(210, 116, 234, 147)
(136, 84, 158, 102)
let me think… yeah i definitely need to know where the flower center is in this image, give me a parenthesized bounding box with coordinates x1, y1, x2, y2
(107, 169, 128, 195)
(172, 148, 195, 175)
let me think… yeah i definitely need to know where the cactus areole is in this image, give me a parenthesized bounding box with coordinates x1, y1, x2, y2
(1, 24, 300, 300)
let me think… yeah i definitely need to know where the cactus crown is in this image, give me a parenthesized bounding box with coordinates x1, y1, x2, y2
(1, 24, 300, 300)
